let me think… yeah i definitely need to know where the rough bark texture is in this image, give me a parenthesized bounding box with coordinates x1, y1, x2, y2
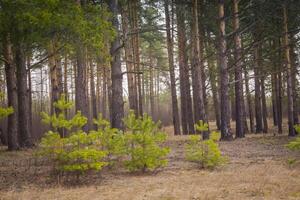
(121, 7, 138, 115)
(109, 0, 124, 129)
(290, 36, 299, 125)
(90, 61, 97, 129)
(233, 0, 245, 138)
(218, 0, 232, 140)
(176, 0, 194, 134)
(48, 43, 60, 116)
(15, 42, 33, 147)
(75, 46, 89, 131)
(261, 76, 268, 133)
(129, 0, 143, 116)
(164, 0, 181, 135)
(254, 40, 263, 133)
(3, 35, 19, 150)
(27, 56, 33, 136)
(191, 0, 208, 139)
(283, 4, 295, 136)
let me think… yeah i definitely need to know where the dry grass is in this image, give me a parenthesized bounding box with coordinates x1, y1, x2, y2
(1, 123, 300, 200)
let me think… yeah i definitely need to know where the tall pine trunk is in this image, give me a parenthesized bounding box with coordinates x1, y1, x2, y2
(218, 0, 232, 140)
(233, 0, 245, 138)
(15, 42, 33, 147)
(283, 4, 296, 136)
(176, 0, 194, 134)
(253, 36, 263, 133)
(90, 61, 97, 129)
(3, 35, 19, 150)
(109, 0, 124, 129)
(164, 0, 181, 135)
(191, 0, 208, 138)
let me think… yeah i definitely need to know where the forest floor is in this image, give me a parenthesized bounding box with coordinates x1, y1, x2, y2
(0, 123, 300, 200)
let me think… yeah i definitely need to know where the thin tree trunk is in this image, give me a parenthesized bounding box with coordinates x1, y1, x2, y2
(164, 0, 181, 135)
(121, 7, 138, 115)
(244, 68, 254, 133)
(149, 51, 155, 118)
(254, 41, 263, 133)
(261, 76, 268, 133)
(102, 65, 108, 119)
(283, 4, 296, 136)
(208, 59, 221, 130)
(48, 42, 60, 115)
(191, 0, 208, 138)
(290, 36, 299, 125)
(27, 56, 33, 137)
(90, 61, 97, 128)
(271, 73, 278, 126)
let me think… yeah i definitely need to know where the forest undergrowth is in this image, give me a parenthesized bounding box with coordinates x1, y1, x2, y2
(0, 122, 299, 200)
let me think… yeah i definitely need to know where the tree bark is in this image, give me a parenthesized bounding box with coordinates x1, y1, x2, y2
(27, 56, 33, 137)
(15, 42, 33, 147)
(121, 7, 138, 115)
(283, 4, 296, 136)
(191, 0, 208, 138)
(164, 0, 181, 135)
(233, 0, 245, 138)
(3, 35, 19, 150)
(89, 61, 97, 129)
(109, 0, 124, 129)
(218, 0, 232, 140)
(244, 67, 254, 133)
(261, 76, 268, 133)
(253, 39, 263, 133)
(176, 0, 194, 134)
(75, 45, 89, 131)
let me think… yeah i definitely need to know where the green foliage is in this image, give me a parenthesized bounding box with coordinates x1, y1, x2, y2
(91, 114, 125, 159)
(38, 131, 108, 173)
(123, 111, 170, 172)
(0, 106, 13, 120)
(41, 95, 87, 131)
(37, 96, 107, 175)
(194, 120, 209, 132)
(186, 122, 225, 169)
(0, 93, 14, 120)
(286, 125, 300, 150)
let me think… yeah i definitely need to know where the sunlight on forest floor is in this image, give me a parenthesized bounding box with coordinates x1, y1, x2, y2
(0, 122, 300, 200)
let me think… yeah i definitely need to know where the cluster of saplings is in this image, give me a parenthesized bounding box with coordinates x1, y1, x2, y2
(35, 95, 225, 177)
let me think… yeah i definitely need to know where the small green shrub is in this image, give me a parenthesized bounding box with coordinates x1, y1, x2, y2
(37, 95, 108, 175)
(123, 111, 170, 172)
(0, 106, 14, 119)
(91, 114, 126, 163)
(185, 121, 226, 169)
(286, 125, 300, 150)
(0, 92, 14, 120)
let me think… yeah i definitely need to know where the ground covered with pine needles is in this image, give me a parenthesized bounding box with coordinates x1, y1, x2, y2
(0, 124, 300, 200)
